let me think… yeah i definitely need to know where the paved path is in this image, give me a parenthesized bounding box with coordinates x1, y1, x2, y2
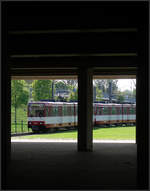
(11, 138, 136, 143)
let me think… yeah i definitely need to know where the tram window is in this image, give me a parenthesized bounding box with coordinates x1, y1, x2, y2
(96, 107, 98, 115)
(52, 106, 57, 116)
(67, 105, 71, 116)
(103, 107, 108, 115)
(112, 107, 116, 115)
(63, 105, 67, 116)
(71, 106, 74, 116)
(98, 107, 101, 115)
(129, 107, 134, 114)
(121, 108, 123, 114)
(55, 106, 58, 116)
(127, 107, 130, 114)
(75, 105, 77, 116)
(117, 107, 122, 115)
(76, 105, 78, 116)
(101, 107, 104, 114)
(63, 105, 65, 116)
(134, 108, 136, 114)
(58, 106, 62, 116)
(123, 107, 127, 114)
(52, 107, 55, 116)
(120, 108, 122, 114)
(48, 107, 52, 116)
(95, 107, 97, 115)
(46, 107, 49, 116)
(73, 105, 76, 116)
(96, 107, 99, 115)
(108, 107, 111, 114)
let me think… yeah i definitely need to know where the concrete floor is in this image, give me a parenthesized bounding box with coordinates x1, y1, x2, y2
(6, 142, 137, 189)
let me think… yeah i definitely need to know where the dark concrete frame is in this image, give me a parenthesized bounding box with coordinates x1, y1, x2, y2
(2, 1, 149, 189)
(4, 59, 148, 189)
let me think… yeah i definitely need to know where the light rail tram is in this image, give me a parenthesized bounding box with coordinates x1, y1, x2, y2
(28, 101, 136, 133)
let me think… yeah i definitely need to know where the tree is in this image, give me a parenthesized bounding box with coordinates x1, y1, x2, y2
(133, 89, 136, 97)
(117, 94, 125, 103)
(96, 87, 103, 101)
(32, 80, 53, 101)
(25, 80, 33, 85)
(55, 80, 78, 101)
(11, 80, 29, 107)
(94, 79, 107, 92)
(68, 89, 78, 101)
(62, 80, 78, 88)
(55, 80, 78, 91)
(93, 79, 118, 94)
(131, 79, 136, 89)
(130, 80, 136, 99)
(55, 81, 68, 90)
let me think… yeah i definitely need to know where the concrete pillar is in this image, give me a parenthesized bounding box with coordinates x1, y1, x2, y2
(109, 80, 112, 103)
(93, 86, 96, 102)
(78, 67, 93, 151)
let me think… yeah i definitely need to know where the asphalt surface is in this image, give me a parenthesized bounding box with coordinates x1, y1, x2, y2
(7, 141, 137, 189)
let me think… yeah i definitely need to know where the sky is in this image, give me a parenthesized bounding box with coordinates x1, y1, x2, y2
(117, 79, 136, 91)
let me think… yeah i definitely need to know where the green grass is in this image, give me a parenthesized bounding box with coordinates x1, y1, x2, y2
(93, 126, 135, 140)
(11, 123, 32, 133)
(11, 106, 27, 122)
(11, 106, 31, 133)
(12, 126, 136, 140)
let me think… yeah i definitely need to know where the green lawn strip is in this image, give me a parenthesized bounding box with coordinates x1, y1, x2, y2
(11, 124, 32, 134)
(11, 126, 135, 140)
(11, 106, 27, 122)
(11, 106, 29, 133)
(93, 127, 135, 140)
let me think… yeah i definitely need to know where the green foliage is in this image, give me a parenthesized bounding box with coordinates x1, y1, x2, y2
(68, 89, 78, 101)
(66, 85, 78, 101)
(96, 87, 103, 101)
(32, 80, 53, 101)
(122, 89, 132, 95)
(117, 92, 125, 103)
(94, 79, 118, 94)
(11, 105, 31, 133)
(11, 80, 29, 107)
(133, 89, 136, 97)
(55, 81, 68, 90)
(55, 96, 68, 102)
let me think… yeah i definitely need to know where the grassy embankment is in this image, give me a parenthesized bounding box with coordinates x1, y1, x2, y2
(11, 106, 32, 133)
(12, 126, 136, 140)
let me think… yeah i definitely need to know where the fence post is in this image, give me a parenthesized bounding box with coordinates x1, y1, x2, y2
(21, 120, 23, 133)
(15, 94, 17, 133)
(15, 120, 17, 133)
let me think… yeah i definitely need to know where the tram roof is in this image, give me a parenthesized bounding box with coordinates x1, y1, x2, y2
(28, 101, 78, 105)
(28, 101, 135, 106)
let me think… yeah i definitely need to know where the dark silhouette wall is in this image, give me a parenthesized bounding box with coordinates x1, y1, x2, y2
(2, 1, 149, 189)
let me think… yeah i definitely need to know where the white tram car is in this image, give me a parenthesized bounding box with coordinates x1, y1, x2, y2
(28, 101, 136, 133)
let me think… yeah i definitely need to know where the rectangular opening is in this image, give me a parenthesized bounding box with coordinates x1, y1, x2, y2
(11, 76, 78, 143)
(93, 76, 136, 143)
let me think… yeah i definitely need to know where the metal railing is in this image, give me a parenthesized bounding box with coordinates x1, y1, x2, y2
(11, 120, 32, 134)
